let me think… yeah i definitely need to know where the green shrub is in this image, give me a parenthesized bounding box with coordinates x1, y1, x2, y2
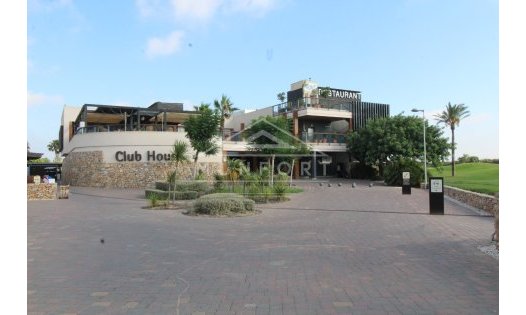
(245, 184, 266, 203)
(259, 167, 270, 182)
(481, 158, 499, 164)
(383, 158, 426, 187)
(147, 192, 160, 207)
(172, 190, 199, 200)
(192, 193, 255, 215)
(214, 173, 225, 190)
(243, 199, 255, 211)
(272, 184, 287, 200)
(145, 189, 169, 200)
(241, 172, 259, 186)
(195, 169, 206, 180)
(350, 163, 378, 179)
(155, 181, 171, 191)
(458, 154, 480, 164)
(276, 171, 289, 182)
(174, 181, 210, 193)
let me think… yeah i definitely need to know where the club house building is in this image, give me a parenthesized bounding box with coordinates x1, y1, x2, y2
(59, 79, 389, 188)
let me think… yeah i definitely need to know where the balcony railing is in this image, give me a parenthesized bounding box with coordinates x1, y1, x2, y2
(301, 132, 347, 144)
(75, 124, 184, 135)
(223, 130, 347, 145)
(272, 97, 356, 115)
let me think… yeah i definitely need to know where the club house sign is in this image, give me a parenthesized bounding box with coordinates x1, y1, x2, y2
(115, 150, 171, 162)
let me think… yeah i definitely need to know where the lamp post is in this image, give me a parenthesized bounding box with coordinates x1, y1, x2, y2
(412, 108, 427, 189)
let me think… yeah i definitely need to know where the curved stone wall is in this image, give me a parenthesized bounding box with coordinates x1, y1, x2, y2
(61, 151, 221, 188)
(444, 186, 498, 215)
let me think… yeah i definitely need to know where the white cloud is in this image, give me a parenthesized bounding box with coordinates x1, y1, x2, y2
(225, 0, 277, 16)
(146, 30, 185, 58)
(170, 0, 222, 22)
(136, 0, 164, 18)
(140, 0, 279, 58)
(27, 91, 63, 107)
(135, 0, 279, 25)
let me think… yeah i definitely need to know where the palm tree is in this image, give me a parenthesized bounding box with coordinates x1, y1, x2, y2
(226, 158, 248, 183)
(169, 140, 189, 204)
(47, 139, 61, 162)
(434, 102, 470, 176)
(277, 92, 286, 103)
(193, 103, 211, 112)
(214, 94, 238, 132)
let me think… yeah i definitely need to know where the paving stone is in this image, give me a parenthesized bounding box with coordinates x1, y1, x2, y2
(28, 182, 498, 314)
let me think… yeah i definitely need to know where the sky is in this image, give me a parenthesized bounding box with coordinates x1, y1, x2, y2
(27, 0, 498, 160)
(10, 1, 526, 311)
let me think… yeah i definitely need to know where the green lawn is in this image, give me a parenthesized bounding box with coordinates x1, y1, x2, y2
(428, 163, 499, 195)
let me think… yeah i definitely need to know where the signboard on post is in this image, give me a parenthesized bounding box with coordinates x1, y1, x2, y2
(429, 177, 444, 215)
(402, 172, 411, 195)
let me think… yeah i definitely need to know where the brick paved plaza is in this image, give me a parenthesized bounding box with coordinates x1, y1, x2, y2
(28, 181, 498, 314)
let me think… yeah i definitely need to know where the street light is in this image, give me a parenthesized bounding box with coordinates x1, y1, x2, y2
(412, 108, 427, 189)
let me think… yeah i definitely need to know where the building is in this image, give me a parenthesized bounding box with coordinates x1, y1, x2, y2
(59, 102, 222, 188)
(59, 80, 389, 188)
(222, 79, 389, 178)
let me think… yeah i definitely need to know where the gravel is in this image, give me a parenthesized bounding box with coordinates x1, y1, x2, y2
(478, 242, 499, 260)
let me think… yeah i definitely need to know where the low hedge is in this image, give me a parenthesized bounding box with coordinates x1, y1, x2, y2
(155, 181, 210, 193)
(145, 189, 169, 200)
(146, 189, 198, 200)
(155, 181, 171, 191)
(153, 180, 211, 196)
(192, 193, 255, 215)
(173, 190, 199, 200)
(174, 181, 210, 193)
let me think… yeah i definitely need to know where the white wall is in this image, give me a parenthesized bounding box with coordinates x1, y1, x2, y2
(224, 106, 274, 130)
(65, 131, 222, 163)
(61, 105, 81, 154)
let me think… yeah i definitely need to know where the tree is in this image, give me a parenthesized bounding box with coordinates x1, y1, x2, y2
(348, 114, 450, 178)
(214, 94, 238, 132)
(184, 104, 221, 179)
(47, 139, 61, 162)
(244, 115, 309, 155)
(193, 103, 211, 111)
(458, 154, 479, 164)
(226, 158, 249, 183)
(31, 157, 51, 163)
(244, 116, 310, 182)
(434, 102, 470, 176)
(319, 87, 331, 98)
(277, 92, 286, 103)
(169, 140, 190, 203)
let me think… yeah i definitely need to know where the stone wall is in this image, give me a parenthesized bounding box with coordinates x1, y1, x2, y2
(61, 151, 222, 188)
(27, 183, 57, 200)
(444, 186, 498, 215)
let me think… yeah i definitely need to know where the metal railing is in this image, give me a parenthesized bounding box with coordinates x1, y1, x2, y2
(75, 124, 184, 135)
(272, 97, 356, 115)
(301, 132, 347, 144)
(222, 130, 347, 145)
